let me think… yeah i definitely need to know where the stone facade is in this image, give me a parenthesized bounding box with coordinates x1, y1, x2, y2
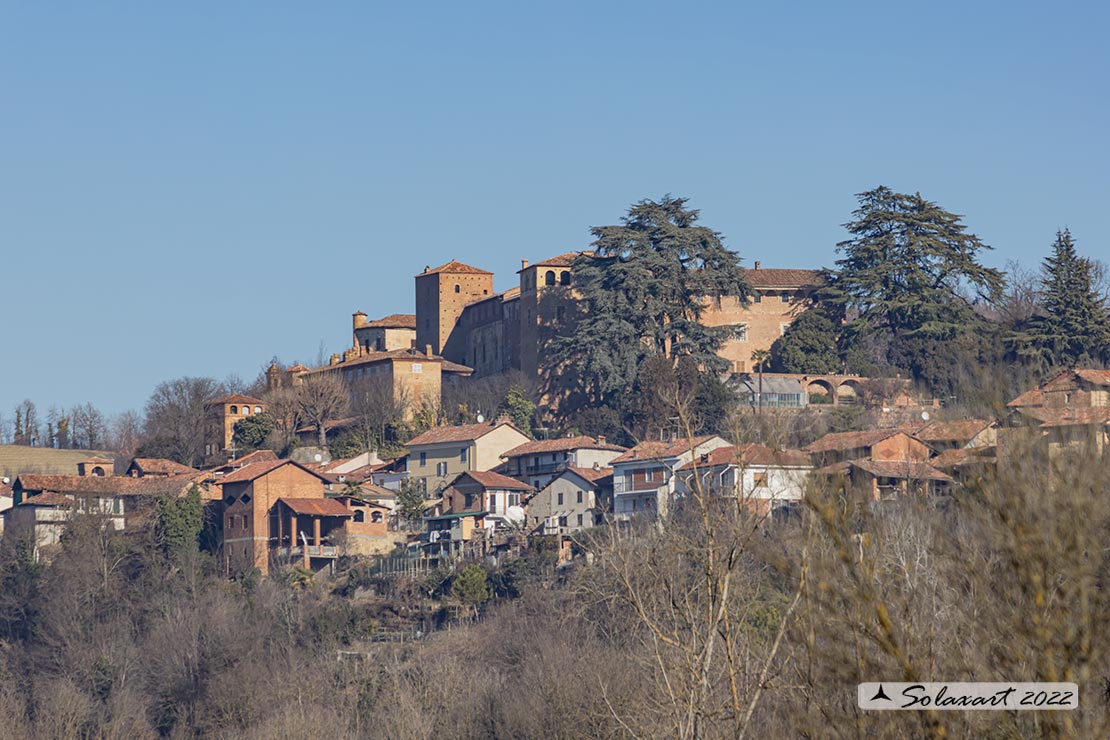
(414, 260, 495, 362)
(204, 394, 267, 462)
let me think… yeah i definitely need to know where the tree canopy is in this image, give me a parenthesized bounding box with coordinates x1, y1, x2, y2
(552, 196, 750, 408)
(820, 187, 1004, 382)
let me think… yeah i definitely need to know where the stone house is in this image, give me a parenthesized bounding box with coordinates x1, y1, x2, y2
(500, 435, 626, 489)
(528, 466, 612, 535)
(803, 429, 932, 467)
(405, 418, 531, 495)
(351, 312, 417, 353)
(610, 435, 732, 520)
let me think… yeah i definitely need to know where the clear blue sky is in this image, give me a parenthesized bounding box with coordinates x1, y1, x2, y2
(2, 1, 1107, 417)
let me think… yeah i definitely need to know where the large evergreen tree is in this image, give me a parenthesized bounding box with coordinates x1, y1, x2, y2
(1014, 229, 1110, 369)
(552, 196, 750, 408)
(820, 187, 1003, 381)
(770, 306, 842, 374)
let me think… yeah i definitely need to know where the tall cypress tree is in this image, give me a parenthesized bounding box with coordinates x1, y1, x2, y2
(1017, 229, 1110, 369)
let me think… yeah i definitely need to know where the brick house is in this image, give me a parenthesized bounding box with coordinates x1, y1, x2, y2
(913, 419, 998, 451)
(803, 429, 932, 467)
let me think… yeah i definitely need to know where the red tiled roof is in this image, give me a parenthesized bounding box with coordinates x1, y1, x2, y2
(419, 260, 492, 276)
(565, 466, 613, 484)
(851, 459, 954, 482)
(678, 444, 811, 471)
(227, 450, 279, 468)
(21, 491, 75, 507)
(407, 420, 523, 447)
(302, 348, 472, 376)
(460, 470, 535, 491)
(502, 435, 626, 458)
(529, 251, 593, 269)
(363, 313, 417, 329)
(803, 429, 906, 454)
(128, 458, 199, 476)
(218, 459, 289, 484)
(82, 457, 115, 465)
(277, 497, 352, 517)
(15, 474, 197, 497)
(1037, 407, 1110, 428)
(747, 268, 821, 289)
(610, 436, 721, 464)
(931, 447, 997, 469)
(1076, 369, 1110, 386)
(913, 419, 995, 444)
(205, 393, 265, 406)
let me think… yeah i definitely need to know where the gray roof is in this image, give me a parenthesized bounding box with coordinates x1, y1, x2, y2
(732, 375, 806, 396)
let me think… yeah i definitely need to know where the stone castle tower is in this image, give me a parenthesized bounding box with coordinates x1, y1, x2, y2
(415, 260, 494, 363)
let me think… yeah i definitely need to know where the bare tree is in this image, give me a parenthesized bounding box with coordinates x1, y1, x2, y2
(70, 402, 107, 449)
(349, 374, 409, 452)
(143, 377, 225, 466)
(107, 410, 145, 461)
(296, 373, 349, 447)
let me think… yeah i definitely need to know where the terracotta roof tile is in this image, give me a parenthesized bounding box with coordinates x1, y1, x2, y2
(419, 260, 492, 276)
(913, 419, 995, 444)
(803, 429, 906, 454)
(565, 466, 613, 484)
(1037, 407, 1110, 428)
(21, 491, 75, 507)
(1075, 369, 1110, 386)
(226, 450, 279, 468)
(527, 251, 593, 269)
(218, 459, 289, 484)
(610, 436, 721, 464)
(15, 473, 197, 497)
(931, 447, 997, 469)
(747, 268, 822, 289)
(678, 444, 812, 471)
(128, 458, 199, 476)
(502, 435, 626, 458)
(206, 393, 265, 406)
(459, 470, 535, 491)
(850, 459, 953, 482)
(362, 314, 417, 329)
(277, 497, 352, 517)
(407, 420, 523, 447)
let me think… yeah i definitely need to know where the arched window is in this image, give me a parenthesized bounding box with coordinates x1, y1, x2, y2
(242, 406, 250, 415)
(454, 284, 461, 293)
(545, 270, 556, 286)
(560, 271, 571, 286)
(254, 406, 263, 414)
(371, 511, 383, 523)
(230, 405, 238, 415)
(91, 466, 105, 477)
(353, 510, 365, 523)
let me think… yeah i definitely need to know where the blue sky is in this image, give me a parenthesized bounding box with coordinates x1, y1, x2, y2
(2, 1, 1107, 417)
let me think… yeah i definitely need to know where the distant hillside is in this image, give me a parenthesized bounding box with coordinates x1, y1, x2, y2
(0, 445, 114, 479)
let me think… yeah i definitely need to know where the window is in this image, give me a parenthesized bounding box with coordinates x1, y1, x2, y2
(545, 270, 556, 286)
(371, 511, 383, 523)
(557, 492, 564, 505)
(646, 469, 654, 482)
(560, 271, 571, 286)
(558, 516, 568, 528)
(353, 510, 365, 523)
(556, 305, 566, 322)
(734, 324, 749, 341)
(577, 491, 583, 504)
(454, 284, 461, 293)
(230, 405, 238, 414)
(242, 406, 250, 415)
(780, 323, 789, 337)
(228, 515, 236, 529)
(489, 494, 497, 511)
(752, 293, 762, 303)
(240, 494, 251, 504)
(420, 452, 427, 467)
(412, 363, 422, 374)
(436, 461, 447, 476)
(91, 466, 105, 476)
(577, 514, 583, 527)
(753, 472, 769, 488)
(460, 447, 468, 463)
(509, 493, 520, 507)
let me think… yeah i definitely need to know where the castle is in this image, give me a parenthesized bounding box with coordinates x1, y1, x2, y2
(285, 254, 819, 414)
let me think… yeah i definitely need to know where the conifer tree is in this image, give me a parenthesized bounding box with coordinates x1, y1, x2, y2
(1015, 229, 1110, 369)
(552, 196, 750, 407)
(821, 186, 1003, 380)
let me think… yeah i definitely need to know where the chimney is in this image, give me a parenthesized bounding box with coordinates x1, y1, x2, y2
(521, 259, 529, 270)
(495, 414, 511, 425)
(352, 311, 367, 329)
(596, 435, 606, 445)
(330, 353, 341, 366)
(425, 344, 433, 358)
(424, 265, 430, 273)
(754, 261, 761, 270)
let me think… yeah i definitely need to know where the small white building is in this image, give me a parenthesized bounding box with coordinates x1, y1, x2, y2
(500, 435, 626, 490)
(676, 444, 813, 517)
(610, 436, 731, 520)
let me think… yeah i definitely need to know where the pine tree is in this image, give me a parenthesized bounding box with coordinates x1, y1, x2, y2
(1016, 229, 1110, 369)
(821, 187, 1003, 381)
(552, 196, 750, 407)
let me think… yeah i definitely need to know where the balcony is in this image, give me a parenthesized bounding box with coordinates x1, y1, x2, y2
(523, 461, 568, 476)
(614, 478, 669, 495)
(277, 545, 340, 558)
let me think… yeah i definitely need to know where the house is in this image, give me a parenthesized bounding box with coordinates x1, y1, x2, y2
(405, 418, 531, 495)
(1005, 369, 1110, 459)
(930, 446, 998, 485)
(327, 495, 398, 555)
(528, 466, 612, 535)
(351, 312, 417, 353)
(0, 478, 12, 536)
(126, 457, 199, 477)
(610, 435, 732, 520)
(913, 419, 998, 451)
(7, 468, 202, 560)
(421, 510, 489, 560)
(1007, 368, 1110, 418)
(500, 435, 626, 489)
(815, 459, 954, 501)
(441, 470, 534, 529)
(676, 444, 812, 516)
(218, 459, 341, 576)
(803, 429, 931, 467)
